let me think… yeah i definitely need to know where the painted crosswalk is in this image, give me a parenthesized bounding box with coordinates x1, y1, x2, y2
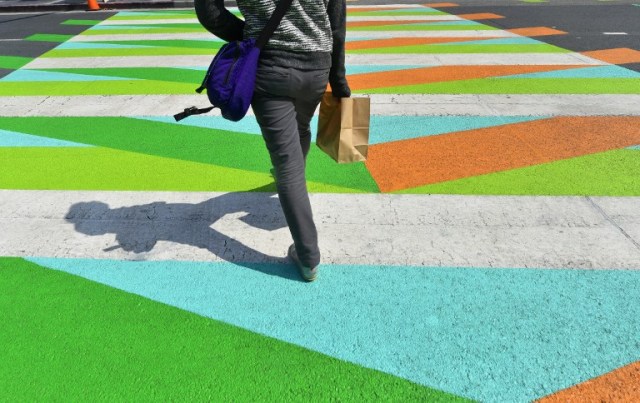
(1, 3, 639, 402)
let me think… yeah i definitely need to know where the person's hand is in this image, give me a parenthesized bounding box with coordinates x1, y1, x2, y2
(330, 80, 351, 98)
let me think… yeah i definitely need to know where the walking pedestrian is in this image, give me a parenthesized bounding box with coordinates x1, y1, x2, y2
(195, 0, 351, 281)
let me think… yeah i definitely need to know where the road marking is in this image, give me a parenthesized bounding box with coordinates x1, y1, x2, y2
(603, 32, 628, 35)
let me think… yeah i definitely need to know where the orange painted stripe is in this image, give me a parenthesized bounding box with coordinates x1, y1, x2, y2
(347, 20, 439, 28)
(582, 48, 640, 64)
(508, 27, 567, 37)
(424, 3, 459, 7)
(346, 36, 502, 51)
(536, 361, 640, 402)
(365, 117, 640, 192)
(348, 65, 586, 91)
(456, 13, 504, 20)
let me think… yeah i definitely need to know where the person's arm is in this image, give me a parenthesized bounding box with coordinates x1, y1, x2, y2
(327, 0, 351, 97)
(194, 0, 244, 42)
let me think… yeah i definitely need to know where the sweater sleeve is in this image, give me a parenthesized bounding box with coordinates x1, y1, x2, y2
(194, 0, 245, 42)
(327, 0, 351, 97)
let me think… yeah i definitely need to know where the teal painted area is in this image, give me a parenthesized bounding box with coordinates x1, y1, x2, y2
(135, 115, 545, 145)
(433, 37, 545, 46)
(133, 116, 263, 137)
(55, 42, 152, 50)
(365, 116, 545, 143)
(30, 257, 640, 403)
(346, 65, 426, 75)
(499, 65, 640, 79)
(628, 145, 640, 150)
(0, 129, 91, 147)
(0, 70, 136, 82)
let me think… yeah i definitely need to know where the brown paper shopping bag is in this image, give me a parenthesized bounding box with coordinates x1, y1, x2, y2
(316, 92, 370, 163)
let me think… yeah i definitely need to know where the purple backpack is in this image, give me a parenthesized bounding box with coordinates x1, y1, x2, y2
(174, 0, 293, 122)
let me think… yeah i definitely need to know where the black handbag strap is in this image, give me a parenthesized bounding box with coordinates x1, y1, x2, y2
(255, 0, 295, 50)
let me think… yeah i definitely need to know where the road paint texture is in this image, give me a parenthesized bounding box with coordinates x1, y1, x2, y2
(1, 3, 639, 401)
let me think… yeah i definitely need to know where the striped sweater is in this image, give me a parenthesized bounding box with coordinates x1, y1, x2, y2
(195, 0, 350, 97)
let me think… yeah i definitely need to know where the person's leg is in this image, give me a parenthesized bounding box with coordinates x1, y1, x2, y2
(252, 65, 320, 268)
(293, 68, 330, 161)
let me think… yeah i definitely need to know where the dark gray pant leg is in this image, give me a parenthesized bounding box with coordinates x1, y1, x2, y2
(252, 65, 329, 268)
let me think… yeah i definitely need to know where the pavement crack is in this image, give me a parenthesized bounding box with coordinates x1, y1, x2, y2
(586, 196, 640, 252)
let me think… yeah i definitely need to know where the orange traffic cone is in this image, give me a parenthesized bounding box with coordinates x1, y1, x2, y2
(87, 0, 100, 11)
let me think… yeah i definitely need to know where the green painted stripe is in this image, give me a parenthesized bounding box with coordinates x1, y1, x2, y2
(362, 78, 640, 94)
(96, 39, 225, 49)
(0, 147, 357, 193)
(0, 80, 194, 96)
(44, 67, 205, 84)
(395, 149, 640, 196)
(0, 258, 464, 401)
(348, 24, 498, 31)
(350, 44, 569, 54)
(0, 56, 32, 70)
(0, 117, 379, 192)
(62, 19, 102, 26)
(42, 47, 217, 58)
(25, 34, 74, 43)
(81, 27, 205, 35)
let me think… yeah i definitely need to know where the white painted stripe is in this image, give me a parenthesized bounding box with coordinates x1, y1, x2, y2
(603, 32, 628, 35)
(22, 53, 605, 69)
(67, 30, 519, 42)
(1, 190, 639, 269)
(2, 95, 640, 117)
(347, 4, 427, 8)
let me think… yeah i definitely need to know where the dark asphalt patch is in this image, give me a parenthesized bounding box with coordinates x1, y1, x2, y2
(435, 5, 640, 72)
(0, 11, 116, 78)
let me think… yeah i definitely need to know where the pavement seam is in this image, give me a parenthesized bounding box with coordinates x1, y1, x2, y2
(585, 196, 640, 252)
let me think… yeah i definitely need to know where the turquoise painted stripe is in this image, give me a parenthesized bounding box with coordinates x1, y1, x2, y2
(55, 42, 152, 50)
(628, 145, 640, 150)
(0, 129, 91, 147)
(359, 7, 445, 13)
(346, 65, 426, 75)
(433, 37, 546, 46)
(135, 115, 546, 144)
(29, 257, 640, 403)
(499, 65, 640, 79)
(0, 70, 137, 82)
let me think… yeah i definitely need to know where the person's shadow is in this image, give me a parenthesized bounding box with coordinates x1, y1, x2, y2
(65, 184, 304, 282)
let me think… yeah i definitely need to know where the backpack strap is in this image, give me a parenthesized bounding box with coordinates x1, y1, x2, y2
(255, 0, 295, 50)
(174, 106, 215, 122)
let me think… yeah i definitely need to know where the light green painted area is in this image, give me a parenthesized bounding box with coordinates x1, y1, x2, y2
(0, 56, 32, 70)
(0, 80, 194, 96)
(25, 34, 74, 43)
(96, 39, 225, 49)
(396, 149, 640, 196)
(362, 78, 640, 94)
(348, 25, 498, 31)
(81, 27, 205, 35)
(0, 147, 359, 193)
(350, 44, 569, 54)
(44, 67, 205, 84)
(42, 46, 217, 58)
(62, 19, 101, 26)
(0, 117, 380, 193)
